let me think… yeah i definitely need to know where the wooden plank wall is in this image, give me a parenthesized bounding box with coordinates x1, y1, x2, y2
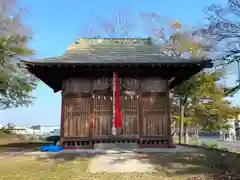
(63, 98, 90, 137)
(92, 77, 112, 136)
(121, 78, 139, 136)
(93, 95, 112, 136)
(140, 78, 168, 136)
(121, 96, 139, 136)
(142, 95, 167, 136)
(121, 95, 139, 136)
(61, 77, 169, 139)
(62, 79, 91, 138)
(63, 78, 91, 93)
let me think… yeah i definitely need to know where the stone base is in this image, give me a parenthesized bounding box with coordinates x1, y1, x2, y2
(138, 143, 176, 148)
(94, 142, 137, 150)
(64, 145, 94, 150)
(64, 144, 176, 150)
(168, 144, 177, 148)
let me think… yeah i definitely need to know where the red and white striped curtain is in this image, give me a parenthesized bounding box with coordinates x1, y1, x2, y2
(112, 72, 122, 135)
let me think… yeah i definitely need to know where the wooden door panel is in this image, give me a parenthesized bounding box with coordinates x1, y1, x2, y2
(64, 98, 90, 137)
(142, 95, 167, 136)
(93, 95, 112, 136)
(121, 95, 139, 136)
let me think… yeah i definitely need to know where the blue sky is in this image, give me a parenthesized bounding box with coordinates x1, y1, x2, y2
(1, 0, 238, 126)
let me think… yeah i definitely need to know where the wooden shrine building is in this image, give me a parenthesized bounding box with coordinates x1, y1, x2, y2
(21, 37, 212, 149)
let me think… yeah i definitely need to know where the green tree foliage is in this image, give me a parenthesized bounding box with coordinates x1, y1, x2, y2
(216, 49, 240, 96)
(172, 70, 226, 142)
(183, 71, 230, 126)
(0, 122, 15, 134)
(0, 0, 36, 109)
(165, 21, 208, 143)
(30, 125, 41, 130)
(173, 70, 240, 132)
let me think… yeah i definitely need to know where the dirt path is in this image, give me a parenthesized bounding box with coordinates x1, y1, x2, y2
(88, 152, 155, 173)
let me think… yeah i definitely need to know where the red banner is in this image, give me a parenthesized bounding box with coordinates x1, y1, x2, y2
(114, 72, 122, 128)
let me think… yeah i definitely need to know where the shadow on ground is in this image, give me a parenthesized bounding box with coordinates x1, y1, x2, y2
(138, 151, 240, 179)
(35, 151, 107, 161)
(34, 150, 240, 180)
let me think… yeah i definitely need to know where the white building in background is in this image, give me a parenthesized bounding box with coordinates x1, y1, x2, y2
(50, 129, 60, 136)
(13, 126, 60, 136)
(236, 115, 240, 138)
(11, 126, 41, 135)
(1, 123, 60, 136)
(40, 126, 60, 136)
(219, 119, 236, 142)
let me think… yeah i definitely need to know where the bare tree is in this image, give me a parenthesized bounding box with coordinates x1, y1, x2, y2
(140, 12, 207, 58)
(198, 0, 240, 95)
(200, 1, 240, 46)
(80, 10, 135, 38)
(0, 0, 30, 36)
(0, 0, 33, 66)
(195, 1, 240, 65)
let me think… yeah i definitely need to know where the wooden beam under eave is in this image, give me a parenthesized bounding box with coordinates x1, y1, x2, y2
(168, 66, 202, 89)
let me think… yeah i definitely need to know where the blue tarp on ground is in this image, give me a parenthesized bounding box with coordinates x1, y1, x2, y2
(40, 145, 64, 152)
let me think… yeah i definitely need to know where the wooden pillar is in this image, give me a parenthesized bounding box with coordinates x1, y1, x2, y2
(89, 79, 94, 137)
(138, 81, 143, 139)
(166, 83, 176, 148)
(166, 87, 171, 144)
(60, 93, 65, 146)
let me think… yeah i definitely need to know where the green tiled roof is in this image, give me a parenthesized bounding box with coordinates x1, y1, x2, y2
(27, 37, 208, 65)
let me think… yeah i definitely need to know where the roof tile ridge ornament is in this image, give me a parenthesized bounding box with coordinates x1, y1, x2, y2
(66, 37, 92, 51)
(69, 36, 152, 47)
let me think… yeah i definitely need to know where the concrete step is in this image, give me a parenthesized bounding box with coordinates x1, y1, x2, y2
(94, 142, 138, 150)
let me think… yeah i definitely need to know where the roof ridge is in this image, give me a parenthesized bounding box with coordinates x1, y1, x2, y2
(67, 37, 154, 51)
(75, 36, 150, 40)
(75, 37, 152, 44)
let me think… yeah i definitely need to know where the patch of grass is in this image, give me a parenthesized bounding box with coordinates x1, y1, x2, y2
(190, 140, 219, 149)
(46, 136, 60, 144)
(0, 131, 10, 138)
(202, 142, 219, 149)
(0, 132, 52, 153)
(173, 135, 220, 149)
(0, 141, 52, 154)
(0, 150, 239, 180)
(0, 155, 89, 180)
(0, 132, 31, 145)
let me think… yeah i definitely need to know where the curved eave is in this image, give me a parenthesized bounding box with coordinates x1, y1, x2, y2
(168, 65, 204, 89)
(21, 59, 213, 68)
(21, 59, 213, 93)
